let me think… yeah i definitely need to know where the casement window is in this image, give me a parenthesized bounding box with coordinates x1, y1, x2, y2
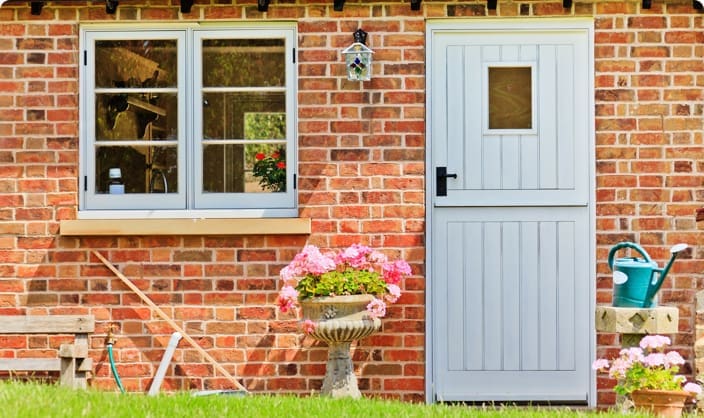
(79, 24, 297, 218)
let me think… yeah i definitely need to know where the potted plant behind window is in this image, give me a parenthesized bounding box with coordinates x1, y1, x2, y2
(277, 244, 410, 398)
(593, 335, 702, 417)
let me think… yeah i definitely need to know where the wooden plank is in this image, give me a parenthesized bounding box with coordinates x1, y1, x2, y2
(60, 218, 311, 236)
(126, 97, 166, 116)
(0, 315, 94, 334)
(0, 358, 61, 371)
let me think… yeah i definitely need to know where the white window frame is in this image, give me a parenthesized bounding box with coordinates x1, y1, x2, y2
(78, 23, 297, 219)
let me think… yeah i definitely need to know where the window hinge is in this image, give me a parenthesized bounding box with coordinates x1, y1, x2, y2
(83, 50, 87, 66)
(293, 173, 297, 190)
(84, 176, 87, 191)
(292, 47, 296, 64)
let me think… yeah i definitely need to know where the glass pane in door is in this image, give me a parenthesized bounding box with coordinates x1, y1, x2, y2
(488, 66, 532, 130)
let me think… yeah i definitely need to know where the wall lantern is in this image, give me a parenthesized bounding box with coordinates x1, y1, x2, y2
(342, 29, 374, 82)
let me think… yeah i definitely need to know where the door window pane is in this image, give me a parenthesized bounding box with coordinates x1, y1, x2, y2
(488, 66, 532, 130)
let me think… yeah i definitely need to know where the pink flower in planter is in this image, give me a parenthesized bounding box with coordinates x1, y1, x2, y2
(336, 243, 374, 269)
(302, 319, 317, 334)
(382, 259, 412, 285)
(685, 382, 702, 396)
(277, 285, 298, 313)
(385, 284, 401, 303)
(640, 335, 671, 351)
(366, 298, 386, 318)
(277, 243, 412, 321)
(592, 358, 609, 371)
(665, 351, 685, 368)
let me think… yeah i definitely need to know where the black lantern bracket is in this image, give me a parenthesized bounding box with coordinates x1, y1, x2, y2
(30, 1, 44, 15)
(105, 0, 118, 14)
(180, 0, 193, 13)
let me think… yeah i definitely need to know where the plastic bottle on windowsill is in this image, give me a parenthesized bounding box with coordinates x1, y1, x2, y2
(108, 168, 125, 194)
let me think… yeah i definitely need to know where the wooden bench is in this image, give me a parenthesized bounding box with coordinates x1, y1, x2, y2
(0, 315, 94, 389)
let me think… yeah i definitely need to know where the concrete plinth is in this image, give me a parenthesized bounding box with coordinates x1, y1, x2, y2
(595, 305, 679, 347)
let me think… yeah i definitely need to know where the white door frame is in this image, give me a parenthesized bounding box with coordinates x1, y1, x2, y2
(424, 18, 596, 405)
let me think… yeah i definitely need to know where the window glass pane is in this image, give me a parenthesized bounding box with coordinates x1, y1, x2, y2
(95, 40, 177, 88)
(202, 92, 285, 140)
(95, 93, 177, 141)
(202, 91, 285, 194)
(488, 67, 532, 130)
(95, 146, 178, 194)
(202, 39, 285, 87)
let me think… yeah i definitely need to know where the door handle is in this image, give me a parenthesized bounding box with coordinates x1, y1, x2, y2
(436, 166, 457, 197)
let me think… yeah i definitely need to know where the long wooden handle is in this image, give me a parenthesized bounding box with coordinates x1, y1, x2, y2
(92, 250, 248, 393)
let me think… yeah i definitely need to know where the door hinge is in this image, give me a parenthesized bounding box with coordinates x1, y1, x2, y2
(293, 173, 297, 190)
(83, 50, 87, 66)
(84, 175, 87, 191)
(292, 47, 296, 64)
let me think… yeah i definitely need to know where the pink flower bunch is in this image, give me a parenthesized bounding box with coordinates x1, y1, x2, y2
(592, 334, 702, 398)
(280, 245, 336, 286)
(276, 244, 412, 322)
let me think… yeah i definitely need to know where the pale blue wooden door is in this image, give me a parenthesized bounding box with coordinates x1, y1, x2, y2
(428, 20, 594, 403)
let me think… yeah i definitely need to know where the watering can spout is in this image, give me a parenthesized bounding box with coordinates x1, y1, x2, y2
(644, 243, 689, 304)
(608, 242, 688, 308)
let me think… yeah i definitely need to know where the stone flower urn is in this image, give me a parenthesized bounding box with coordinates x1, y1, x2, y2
(300, 294, 381, 398)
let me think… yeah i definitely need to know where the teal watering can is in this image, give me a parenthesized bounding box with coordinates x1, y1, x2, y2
(608, 242, 688, 308)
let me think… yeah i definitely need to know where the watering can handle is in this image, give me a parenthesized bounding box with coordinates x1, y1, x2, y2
(607, 242, 653, 271)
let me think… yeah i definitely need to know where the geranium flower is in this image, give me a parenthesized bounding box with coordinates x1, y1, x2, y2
(366, 298, 386, 318)
(592, 358, 609, 371)
(685, 382, 702, 395)
(640, 335, 671, 351)
(277, 285, 298, 313)
(302, 319, 317, 334)
(382, 259, 412, 285)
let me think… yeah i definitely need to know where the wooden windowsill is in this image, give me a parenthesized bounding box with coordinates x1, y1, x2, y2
(59, 218, 311, 236)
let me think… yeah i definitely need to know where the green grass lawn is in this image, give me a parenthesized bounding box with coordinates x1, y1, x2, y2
(0, 381, 656, 418)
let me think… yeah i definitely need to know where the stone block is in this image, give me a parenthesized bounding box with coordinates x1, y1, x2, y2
(595, 305, 678, 334)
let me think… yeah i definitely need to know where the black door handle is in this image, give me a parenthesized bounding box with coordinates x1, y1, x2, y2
(436, 166, 457, 197)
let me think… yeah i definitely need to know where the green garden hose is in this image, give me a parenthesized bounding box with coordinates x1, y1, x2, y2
(107, 343, 125, 394)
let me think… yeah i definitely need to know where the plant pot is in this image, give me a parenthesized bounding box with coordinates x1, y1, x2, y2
(300, 294, 381, 399)
(630, 389, 690, 418)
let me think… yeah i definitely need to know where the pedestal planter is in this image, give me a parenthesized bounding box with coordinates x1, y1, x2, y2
(300, 294, 381, 398)
(631, 389, 690, 418)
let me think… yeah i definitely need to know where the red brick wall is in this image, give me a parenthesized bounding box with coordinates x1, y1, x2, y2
(0, 0, 702, 405)
(592, 1, 704, 406)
